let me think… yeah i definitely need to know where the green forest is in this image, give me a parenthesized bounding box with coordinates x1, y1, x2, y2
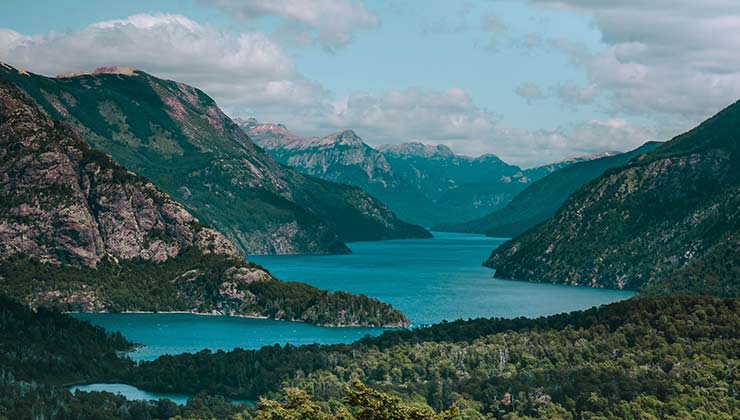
(1, 295, 737, 419)
(0, 251, 408, 327)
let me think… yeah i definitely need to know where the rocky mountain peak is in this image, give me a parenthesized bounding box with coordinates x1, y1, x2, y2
(474, 153, 506, 164)
(56, 66, 139, 78)
(379, 142, 455, 159)
(321, 130, 364, 147)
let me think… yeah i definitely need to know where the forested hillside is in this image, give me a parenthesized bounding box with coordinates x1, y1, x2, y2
(128, 296, 740, 419)
(486, 99, 740, 293)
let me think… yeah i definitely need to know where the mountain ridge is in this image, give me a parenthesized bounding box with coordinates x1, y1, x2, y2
(244, 120, 597, 227)
(0, 63, 430, 255)
(485, 98, 740, 294)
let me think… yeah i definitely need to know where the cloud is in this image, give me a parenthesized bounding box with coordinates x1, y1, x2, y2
(0, 14, 326, 113)
(0, 12, 658, 167)
(201, 0, 378, 49)
(281, 87, 653, 167)
(529, 0, 740, 126)
(516, 83, 546, 104)
(557, 83, 598, 107)
(481, 118, 654, 167)
(481, 14, 507, 33)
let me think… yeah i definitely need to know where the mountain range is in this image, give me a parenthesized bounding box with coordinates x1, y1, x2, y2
(486, 98, 740, 295)
(0, 66, 408, 327)
(242, 119, 594, 227)
(436, 142, 661, 236)
(0, 64, 429, 256)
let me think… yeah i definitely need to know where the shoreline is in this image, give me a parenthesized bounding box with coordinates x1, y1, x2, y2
(68, 310, 408, 329)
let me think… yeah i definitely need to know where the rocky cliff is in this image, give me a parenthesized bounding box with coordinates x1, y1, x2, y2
(485, 99, 740, 294)
(0, 74, 239, 267)
(0, 64, 429, 255)
(245, 122, 396, 190)
(0, 74, 408, 327)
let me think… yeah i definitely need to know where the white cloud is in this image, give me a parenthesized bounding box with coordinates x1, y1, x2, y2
(202, 0, 378, 49)
(529, 0, 740, 126)
(516, 83, 545, 104)
(280, 87, 653, 167)
(0, 12, 659, 167)
(557, 83, 598, 107)
(0, 13, 325, 113)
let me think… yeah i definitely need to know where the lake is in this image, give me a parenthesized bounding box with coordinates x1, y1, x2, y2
(74, 232, 634, 361)
(69, 383, 193, 405)
(69, 383, 253, 406)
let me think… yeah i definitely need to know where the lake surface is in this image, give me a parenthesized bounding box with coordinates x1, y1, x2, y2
(251, 232, 635, 325)
(75, 232, 634, 361)
(73, 313, 387, 361)
(69, 383, 253, 406)
(70, 383, 192, 405)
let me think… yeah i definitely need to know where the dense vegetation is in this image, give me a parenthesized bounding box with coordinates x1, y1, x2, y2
(436, 142, 660, 237)
(0, 296, 132, 383)
(0, 250, 408, 327)
(128, 296, 740, 419)
(1, 293, 738, 419)
(0, 296, 258, 419)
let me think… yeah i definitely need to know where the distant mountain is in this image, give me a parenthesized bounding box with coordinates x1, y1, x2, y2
(245, 121, 571, 227)
(243, 120, 397, 190)
(0, 76, 408, 326)
(437, 142, 660, 236)
(522, 151, 620, 180)
(0, 64, 429, 255)
(486, 99, 740, 295)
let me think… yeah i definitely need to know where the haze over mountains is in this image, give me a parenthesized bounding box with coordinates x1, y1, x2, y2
(243, 118, 605, 227)
(0, 64, 429, 256)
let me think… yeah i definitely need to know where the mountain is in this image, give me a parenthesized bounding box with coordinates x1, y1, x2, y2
(0, 64, 429, 255)
(0, 75, 408, 327)
(522, 151, 620, 180)
(437, 142, 661, 236)
(245, 121, 554, 227)
(243, 121, 398, 191)
(485, 99, 740, 295)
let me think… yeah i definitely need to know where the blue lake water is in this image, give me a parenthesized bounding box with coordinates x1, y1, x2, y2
(74, 232, 634, 362)
(70, 383, 192, 405)
(69, 383, 253, 406)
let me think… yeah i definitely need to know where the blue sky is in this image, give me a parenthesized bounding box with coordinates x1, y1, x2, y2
(2, 0, 739, 166)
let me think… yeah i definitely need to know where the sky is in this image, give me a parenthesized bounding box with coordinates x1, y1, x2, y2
(2, 0, 740, 167)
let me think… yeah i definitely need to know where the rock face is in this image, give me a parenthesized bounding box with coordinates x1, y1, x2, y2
(0, 64, 429, 255)
(0, 75, 240, 267)
(246, 121, 571, 227)
(437, 142, 661, 237)
(0, 75, 409, 327)
(245, 122, 396, 190)
(485, 99, 740, 294)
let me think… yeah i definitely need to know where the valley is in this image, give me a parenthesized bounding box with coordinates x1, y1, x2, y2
(0, 2, 738, 417)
